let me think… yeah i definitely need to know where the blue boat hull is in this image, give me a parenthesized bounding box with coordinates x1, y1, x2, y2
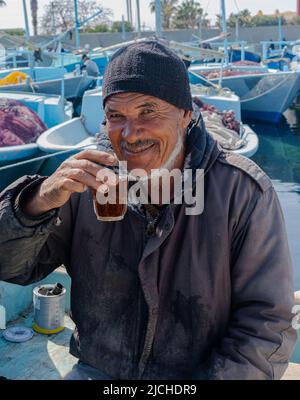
(0, 153, 45, 192)
(241, 110, 283, 123)
(266, 52, 295, 70)
(229, 49, 261, 63)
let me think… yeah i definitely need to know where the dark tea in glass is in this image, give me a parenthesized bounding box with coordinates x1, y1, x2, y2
(92, 166, 128, 222)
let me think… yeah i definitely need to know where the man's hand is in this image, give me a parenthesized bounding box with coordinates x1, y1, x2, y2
(22, 149, 117, 217)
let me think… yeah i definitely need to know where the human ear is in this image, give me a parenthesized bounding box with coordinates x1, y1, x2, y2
(181, 110, 193, 131)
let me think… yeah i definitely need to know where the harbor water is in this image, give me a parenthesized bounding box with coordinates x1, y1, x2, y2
(248, 106, 300, 363)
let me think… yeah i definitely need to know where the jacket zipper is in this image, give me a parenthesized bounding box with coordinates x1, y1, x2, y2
(137, 210, 174, 378)
(132, 283, 142, 378)
(137, 285, 159, 378)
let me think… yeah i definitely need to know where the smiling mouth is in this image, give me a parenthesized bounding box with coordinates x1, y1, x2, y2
(121, 140, 158, 155)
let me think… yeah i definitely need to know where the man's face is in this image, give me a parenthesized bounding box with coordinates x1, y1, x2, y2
(104, 92, 192, 172)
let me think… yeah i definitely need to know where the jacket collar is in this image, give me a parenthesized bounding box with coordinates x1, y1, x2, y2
(183, 114, 221, 174)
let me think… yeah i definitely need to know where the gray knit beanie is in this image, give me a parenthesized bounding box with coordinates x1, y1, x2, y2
(102, 40, 193, 111)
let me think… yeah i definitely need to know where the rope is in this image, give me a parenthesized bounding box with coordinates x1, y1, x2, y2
(189, 69, 221, 89)
(239, 72, 293, 103)
(93, 37, 151, 53)
(234, 0, 240, 13)
(204, 0, 210, 15)
(169, 40, 225, 59)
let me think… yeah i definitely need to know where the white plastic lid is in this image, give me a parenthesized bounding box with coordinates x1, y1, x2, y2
(2, 326, 34, 343)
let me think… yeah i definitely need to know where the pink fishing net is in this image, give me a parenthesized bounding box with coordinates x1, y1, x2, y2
(0, 98, 47, 147)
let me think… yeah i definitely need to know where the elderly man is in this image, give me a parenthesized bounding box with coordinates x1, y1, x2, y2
(0, 41, 296, 380)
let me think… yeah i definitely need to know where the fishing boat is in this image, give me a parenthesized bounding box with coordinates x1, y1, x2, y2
(181, 0, 300, 124)
(0, 66, 67, 82)
(189, 65, 300, 123)
(260, 39, 300, 71)
(166, 39, 299, 124)
(0, 91, 72, 191)
(0, 73, 97, 100)
(182, 39, 261, 65)
(0, 66, 98, 101)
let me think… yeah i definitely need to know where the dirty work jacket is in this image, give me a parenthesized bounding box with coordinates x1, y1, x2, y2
(0, 128, 296, 380)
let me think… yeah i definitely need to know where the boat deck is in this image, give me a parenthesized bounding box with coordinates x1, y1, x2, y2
(0, 307, 77, 380)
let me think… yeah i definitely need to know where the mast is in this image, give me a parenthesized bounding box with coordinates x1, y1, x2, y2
(126, 0, 130, 22)
(235, 18, 239, 41)
(22, 0, 30, 41)
(51, 1, 55, 35)
(127, 0, 133, 25)
(136, 0, 141, 37)
(155, 0, 162, 38)
(22, 0, 33, 75)
(74, 0, 80, 50)
(278, 14, 283, 44)
(122, 14, 126, 40)
(198, 15, 202, 41)
(220, 0, 229, 63)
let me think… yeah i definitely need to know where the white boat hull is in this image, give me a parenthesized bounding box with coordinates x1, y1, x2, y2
(232, 125, 259, 158)
(214, 71, 300, 123)
(191, 86, 241, 121)
(189, 67, 300, 123)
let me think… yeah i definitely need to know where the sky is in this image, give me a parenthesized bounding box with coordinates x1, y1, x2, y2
(0, 0, 298, 32)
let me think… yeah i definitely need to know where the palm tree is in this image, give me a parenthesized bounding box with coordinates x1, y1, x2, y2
(215, 13, 222, 29)
(0, 0, 6, 7)
(239, 9, 252, 26)
(172, 0, 208, 29)
(30, 0, 38, 36)
(149, 0, 179, 30)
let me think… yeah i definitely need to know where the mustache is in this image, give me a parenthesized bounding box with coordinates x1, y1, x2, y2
(121, 139, 158, 150)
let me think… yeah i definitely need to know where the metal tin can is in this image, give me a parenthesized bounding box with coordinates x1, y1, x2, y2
(32, 284, 66, 334)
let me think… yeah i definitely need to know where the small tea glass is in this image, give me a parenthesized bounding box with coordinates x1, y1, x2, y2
(92, 163, 128, 222)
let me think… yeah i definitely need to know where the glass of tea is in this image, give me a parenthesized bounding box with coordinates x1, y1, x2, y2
(92, 163, 128, 222)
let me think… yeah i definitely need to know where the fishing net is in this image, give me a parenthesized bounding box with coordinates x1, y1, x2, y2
(0, 98, 47, 147)
(201, 69, 264, 79)
(193, 97, 246, 150)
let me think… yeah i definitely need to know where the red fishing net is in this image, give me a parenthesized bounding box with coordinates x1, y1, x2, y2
(0, 98, 47, 147)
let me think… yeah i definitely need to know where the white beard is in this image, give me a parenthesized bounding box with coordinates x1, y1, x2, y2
(159, 123, 184, 172)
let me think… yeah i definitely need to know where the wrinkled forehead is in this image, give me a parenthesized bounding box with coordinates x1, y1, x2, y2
(104, 92, 177, 112)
